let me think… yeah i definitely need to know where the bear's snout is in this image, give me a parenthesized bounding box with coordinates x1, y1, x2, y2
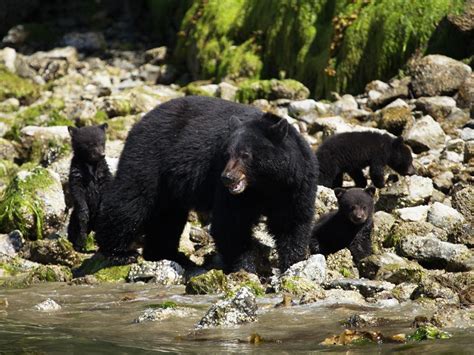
(406, 164, 416, 175)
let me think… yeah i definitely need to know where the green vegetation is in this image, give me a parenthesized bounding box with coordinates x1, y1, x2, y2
(94, 265, 131, 282)
(175, 0, 467, 97)
(147, 301, 178, 309)
(0, 66, 41, 103)
(408, 325, 452, 341)
(185, 269, 228, 294)
(0, 167, 56, 239)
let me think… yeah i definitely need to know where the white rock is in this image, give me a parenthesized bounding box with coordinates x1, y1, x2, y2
(128, 260, 185, 285)
(1, 47, 16, 73)
(314, 185, 338, 219)
(283, 254, 326, 284)
(288, 99, 318, 117)
(461, 127, 474, 141)
(385, 98, 409, 109)
(332, 95, 358, 114)
(428, 202, 465, 232)
(34, 298, 61, 312)
(199, 84, 219, 97)
(0, 231, 23, 257)
(311, 116, 393, 136)
(403, 115, 446, 151)
(20, 126, 70, 143)
(395, 205, 429, 222)
(217, 82, 238, 101)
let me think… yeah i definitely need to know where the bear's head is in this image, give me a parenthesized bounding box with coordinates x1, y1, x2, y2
(388, 137, 416, 176)
(221, 112, 290, 195)
(68, 123, 108, 163)
(334, 186, 376, 225)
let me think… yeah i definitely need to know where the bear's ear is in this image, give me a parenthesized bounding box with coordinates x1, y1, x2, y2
(334, 187, 346, 200)
(229, 115, 243, 131)
(365, 186, 376, 197)
(99, 123, 108, 131)
(68, 126, 77, 137)
(268, 118, 289, 142)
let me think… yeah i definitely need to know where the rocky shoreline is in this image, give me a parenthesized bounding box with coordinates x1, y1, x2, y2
(0, 42, 472, 344)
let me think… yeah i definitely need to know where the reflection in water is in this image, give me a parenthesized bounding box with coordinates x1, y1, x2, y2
(0, 283, 472, 353)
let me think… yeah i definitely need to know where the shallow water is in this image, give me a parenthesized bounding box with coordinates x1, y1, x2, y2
(0, 283, 473, 354)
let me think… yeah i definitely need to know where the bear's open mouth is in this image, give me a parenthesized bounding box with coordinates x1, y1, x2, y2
(228, 176, 247, 194)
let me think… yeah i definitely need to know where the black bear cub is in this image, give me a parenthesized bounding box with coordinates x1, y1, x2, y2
(68, 124, 111, 251)
(310, 186, 375, 263)
(316, 131, 416, 188)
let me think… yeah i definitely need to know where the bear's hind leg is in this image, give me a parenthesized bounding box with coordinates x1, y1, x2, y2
(143, 207, 192, 267)
(68, 207, 89, 251)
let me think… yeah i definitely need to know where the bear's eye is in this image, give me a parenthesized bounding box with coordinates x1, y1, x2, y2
(241, 152, 251, 160)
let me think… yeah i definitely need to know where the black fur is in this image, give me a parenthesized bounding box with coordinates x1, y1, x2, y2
(316, 131, 416, 188)
(310, 187, 375, 263)
(95, 96, 318, 272)
(67, 124, 111, 251)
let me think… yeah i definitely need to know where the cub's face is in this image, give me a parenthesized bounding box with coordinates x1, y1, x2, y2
(389, 137, 416, 176)
(68, 123, 108, 163)
(335, 186, 375, 225)
(221, 114, 289, 195)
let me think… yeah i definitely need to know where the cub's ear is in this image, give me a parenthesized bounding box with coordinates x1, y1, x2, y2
(365, 186, 376, 197)
(268, 117, 289, 142)
(334, 187, 346, 200)
(68, 126, 77, 137)
(99, 123, 108, 131)
(229, 115, 243, 131)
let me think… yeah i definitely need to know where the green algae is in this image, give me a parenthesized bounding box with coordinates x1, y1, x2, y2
(94, 265, 131, 282)
(185, 269, 228, 295)
(0, 167, 56, 239)
(235, 79, 309, 103)
(280, 276, 318, 297)
(0, 66, 41, 104)
(408, 325, 451, 341)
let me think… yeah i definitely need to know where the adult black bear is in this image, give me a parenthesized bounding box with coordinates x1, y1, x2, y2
(68, 124, 111, 251)
(310, 187, 375, 263)
(95, 96, 318, 272)
(316, 131, 416, 188)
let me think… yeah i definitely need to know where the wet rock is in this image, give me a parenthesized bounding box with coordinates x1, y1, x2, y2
(328, 278, 395, 298)
(359, 252, 424, 284)
(314, 185, 338, 219)
(403, 115, 446, 152)
(282, 254, 326, 284)
(427, 202, 465, 233)
(127, 260, 184, 285)
(62, 32, 106, 52)
(69, 274, 99, 285)
(196, 287, 257, 329)
(298, 285, 327, 304)
(185, 269, 227, 295)
(411, 279, 459, 304)
(408, 324, 451, 341)
(376, 176, 433, 211)
(415, 96, 456, 121)
(322, 329, 406, 345)
(0, 168, 66, 239)
(398, 235, 472, 271)
(345, 313, 390, 328)
(227, 271, 265, 296)
(94, 265, 131, 283)
(279, 275, 323, 298)
(325, 248, 359, 281)
(134, 304, 192, 323)
(0, 231, 23, 257)
(21, 237, 83, 268)
(409, 55, 472, 97)
(34, 298, 61, 312)
(430, 305, 474, 328)
(391, 282, 418, 302)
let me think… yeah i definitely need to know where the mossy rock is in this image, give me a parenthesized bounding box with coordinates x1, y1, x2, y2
(385, 220, 448, 248)
(107, 115, 141, 141)
(0, 66, 41, 104)
(147, 301, 178, 310)
(408, 325, 451, 341)
(0, 159, 19, 189)
(236, 79, 309, 103)
(185, 269, 228, 295)
(0, 167, 65, 240)
(182, 82, 216, 97)
(376, 106, 413, 136)
(227, 271, 265, 297)
(74, 252, 115, 276)
(94, 265, 131, 282)
(22, 237, 84, 268)
(279, 276, 319, 297)
(0, 264, 72, 288)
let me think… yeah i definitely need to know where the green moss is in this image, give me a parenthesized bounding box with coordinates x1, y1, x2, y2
(0, 167, 56, 239)
(183, 82, 215, 97)
(94, 265, 131, 282)
(0, 66, 41, 104)
(31, 265, 72, 282)
(235, 79, 309, 103)
(280, 276, 318, 297)
(83, 232, 97, 253)
(185, 269, 228, 294)
(94, 110, 109, 123)
(0, 160, 19, 186)
(74, 253, 113, 276)
(408, 325, 451, 341)
(147, 301, 178, 309)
